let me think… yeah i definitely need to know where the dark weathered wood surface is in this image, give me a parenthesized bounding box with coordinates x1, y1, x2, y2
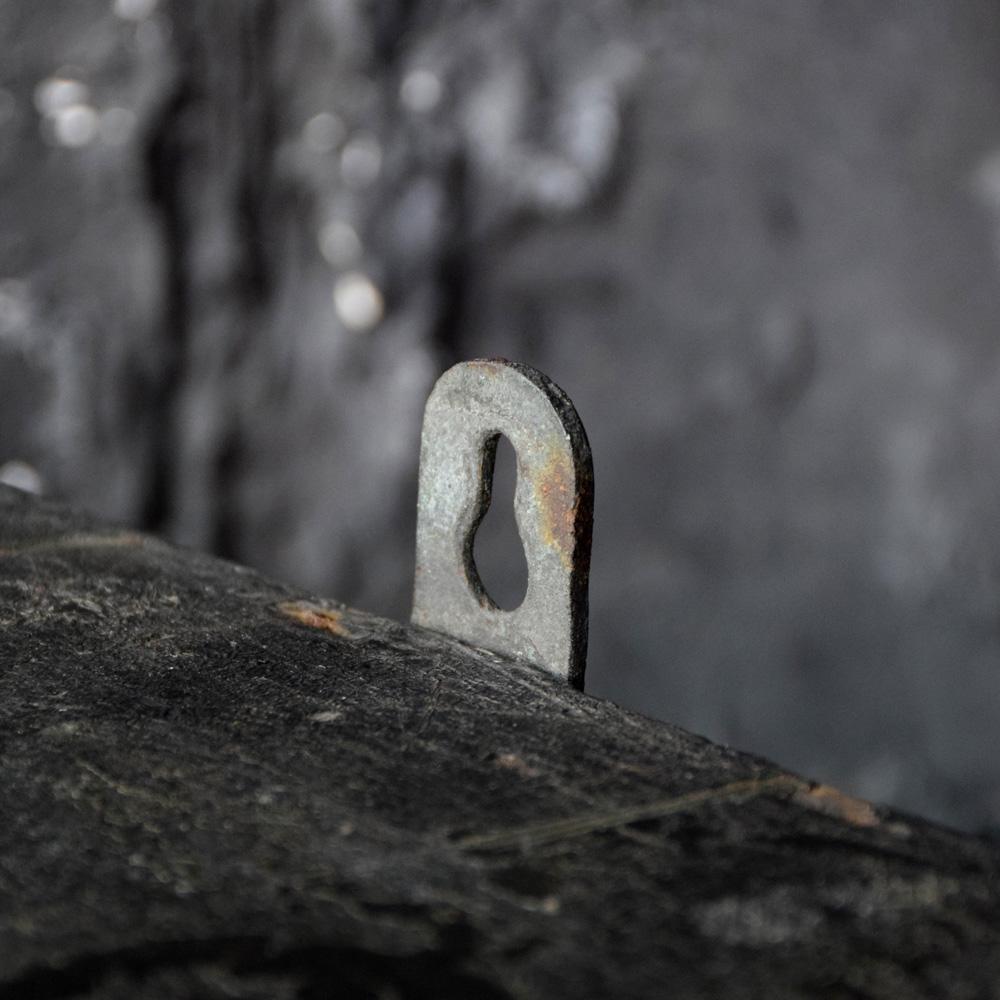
(2, 484, 1000, 999)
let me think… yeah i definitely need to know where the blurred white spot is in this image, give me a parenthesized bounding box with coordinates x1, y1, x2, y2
(563, 79, 619, 177)
(0, 460, 44, 495)
(100, 106, 136, 146)
(34, 77, 89, 117)
(113, 0, 158, 20)
(52, 104, 100, 147)
(400, 68, 443, 113)
(333, 271, 384, 331)
(319, 220, 362, 267)
(340, 133, 381, 187)
(302, 111, 344, 154)
(528, 158, 588, 213)
(0, 279, 31, 337)
(34, 76, 100, 149)
(463, 64, 523, 156)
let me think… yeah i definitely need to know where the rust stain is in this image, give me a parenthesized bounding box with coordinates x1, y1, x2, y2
(795, 783, 879, 828)
(278, 601, 352, 638)
(467, 359, 503, 375)
(531, 443, 576, 571)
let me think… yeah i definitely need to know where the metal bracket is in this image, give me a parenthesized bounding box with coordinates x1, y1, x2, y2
(412, 359, 594, 688)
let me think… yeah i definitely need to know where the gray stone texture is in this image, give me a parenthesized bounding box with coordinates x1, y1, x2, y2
(2, 0, 1000, 830)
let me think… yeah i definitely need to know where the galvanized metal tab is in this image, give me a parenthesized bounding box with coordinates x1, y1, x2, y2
(412, 359, 594, 688)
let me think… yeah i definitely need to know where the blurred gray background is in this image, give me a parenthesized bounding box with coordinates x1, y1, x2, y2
(3, 0, 1000, 832)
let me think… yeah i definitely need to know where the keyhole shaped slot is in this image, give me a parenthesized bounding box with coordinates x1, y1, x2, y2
(471, 434, 529, 611)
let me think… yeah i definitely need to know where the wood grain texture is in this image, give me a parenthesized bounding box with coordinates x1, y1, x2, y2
(1, 485, 999, 999)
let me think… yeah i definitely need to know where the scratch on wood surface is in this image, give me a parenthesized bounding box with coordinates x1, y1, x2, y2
(0, 531, 145, 557)
(310, 710, 344, 723)
(76, 760, 176, 808)
(278, 601, 353, 638)
(455, 775, 805, 851)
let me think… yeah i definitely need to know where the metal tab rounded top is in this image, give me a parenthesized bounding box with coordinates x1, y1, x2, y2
(412, 359, 594, 688)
